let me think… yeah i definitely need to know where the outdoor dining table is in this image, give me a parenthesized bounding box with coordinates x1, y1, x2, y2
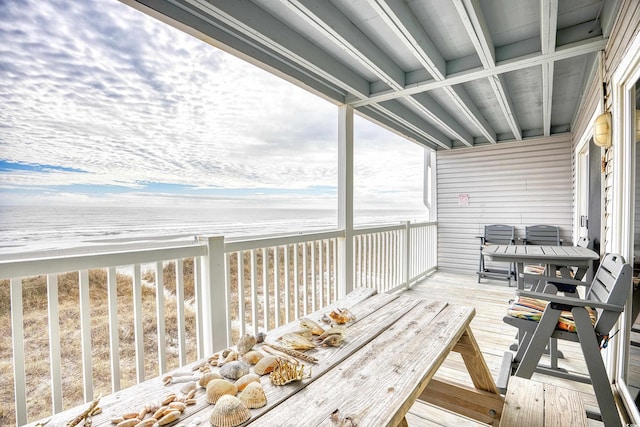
(31, 287, 504, 427)
(482, 244, 599, 290)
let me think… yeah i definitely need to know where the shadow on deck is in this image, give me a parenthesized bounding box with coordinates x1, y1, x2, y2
(405, 271, 603, 427)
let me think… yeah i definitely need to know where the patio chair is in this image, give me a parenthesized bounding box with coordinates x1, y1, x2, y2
(522, 224, 561, 279)
(477, 224, 515, 284)
(500, 253, 632, 427)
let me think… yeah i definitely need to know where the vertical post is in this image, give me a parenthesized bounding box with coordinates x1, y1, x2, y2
(338, 104, 354, 297)
(404, 221, 411, 289)
(200, 236, 227, 354)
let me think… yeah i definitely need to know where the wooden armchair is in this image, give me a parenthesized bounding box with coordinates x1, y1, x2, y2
(500, 253, 632, 427)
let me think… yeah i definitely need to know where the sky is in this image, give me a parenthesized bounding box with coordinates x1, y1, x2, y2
(0, 0, 429, 213)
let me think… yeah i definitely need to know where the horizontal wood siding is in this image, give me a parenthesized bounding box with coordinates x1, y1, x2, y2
(572, 0, 640, 254)
(436, 137, 573, 274)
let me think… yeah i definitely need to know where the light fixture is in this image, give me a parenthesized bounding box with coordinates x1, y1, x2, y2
(594, 112, 612, 148)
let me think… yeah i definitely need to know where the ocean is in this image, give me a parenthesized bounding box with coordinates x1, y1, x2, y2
(0, 205, 430, 256)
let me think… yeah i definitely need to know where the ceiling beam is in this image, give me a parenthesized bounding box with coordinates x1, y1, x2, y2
(453, 0, 521, 141)
(368, 0, 494, 145)
(409, 93, 474, 146)
(540, 0, 558, 136)
(283, 0, 405, 90)
(348, 36, 607, 107)
(179, 0, 371, 98)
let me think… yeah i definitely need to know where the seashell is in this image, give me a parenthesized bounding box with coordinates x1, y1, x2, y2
(185, 398, 197, 405)
(137, 407, 148, 420)
(111, 416, 125, 424)
(199, 371, 223, 388)
(255, 332, 267, 343)
(157, 409, 181, 426)
(123, 412, 140, 420)
(254, 355, 279, 375)
(238, 382, 267, 409)
(209, 395, 251, 427)
(161, 393, 177, 405)
(236, 333, 257, 355)
(206, 379, 238, 404)
(299, 318, 325, 335)
(242, 350, 264, 365)
(221, 349, 233, 358)
(279, 332, 316, 351)
(116, 420, 140, 427)
(317, 326, 345, 340)
(169, 401, 186, 412)
(328, 308, 356, 325)
(321, 313, 331, 324)
(153, 406, 169, 419)
(219, 361, 250, 380)
(134, 419, 157, 427)
(319, 333, 344, 347)
(180, 380, 197, 395)
(234, 373, 261, 392)
(218, 350, 238, 367)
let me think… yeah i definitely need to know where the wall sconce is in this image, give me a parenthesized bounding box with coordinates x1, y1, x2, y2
(593, 112, 612, 148)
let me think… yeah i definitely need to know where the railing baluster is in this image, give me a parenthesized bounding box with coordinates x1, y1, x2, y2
(176, 259, 186, 366)
(302, 243, 308, 316)
(325, 240, 330, 305)
(79, 269, 94, 400)
(154, 262, 166, 374)
(132, 264, 144, 383)
(262, 248, 269, 331)
(46, 274, 63, 413)
(293, 243, 299, 320)
(332, 239, 338, 302)
(251, 250, 258, 336)
(11, 277, 27, 426)
(238, 251, 246, 337)
(107, 267, 121, 391)
(194, 256, 204, 359)
(225, 252, 232, 348)
(284, 245, 290, 323)
(311, 242, 317, 312)
(274, 247, 281, 327)
(318, 240, 324, 308)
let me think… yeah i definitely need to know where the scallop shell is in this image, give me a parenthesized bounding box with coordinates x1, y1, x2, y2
(254, 355, 279, 375)
(199, 371, 223, 388)
(234, 373, 261, 392)
(179, 380, 197, 394)
(279, 332, 316, 351)
(241, 350, 264, 365)
(206, 379, 238, 404)
(238, 382, 267, 409)
(236, 333, 257, 355)
(209, 395, 251, 427)
(219, 361, 250, 380)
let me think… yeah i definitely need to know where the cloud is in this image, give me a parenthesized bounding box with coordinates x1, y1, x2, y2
(0, 0, 428, 214)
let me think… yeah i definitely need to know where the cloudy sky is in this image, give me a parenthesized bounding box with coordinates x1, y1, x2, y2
(0, 0, 429, 213)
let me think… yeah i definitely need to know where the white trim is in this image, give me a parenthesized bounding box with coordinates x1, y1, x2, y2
(574, 109, 600, 243)
(610, 29, 640, 424)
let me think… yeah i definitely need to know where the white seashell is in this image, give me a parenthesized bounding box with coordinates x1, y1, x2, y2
(238, 382, 267, 409)
(209, 395, 251, 427)
(219, 361, 250, 380)
(206, 379, 238, 404)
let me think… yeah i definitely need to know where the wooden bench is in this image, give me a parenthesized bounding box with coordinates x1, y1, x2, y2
(500, 376, 588, 426)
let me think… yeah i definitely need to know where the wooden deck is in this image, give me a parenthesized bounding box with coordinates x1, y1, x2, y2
(404, 271, 604, 427)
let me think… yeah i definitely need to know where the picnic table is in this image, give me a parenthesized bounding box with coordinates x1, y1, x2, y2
(32, 287, 503, 426)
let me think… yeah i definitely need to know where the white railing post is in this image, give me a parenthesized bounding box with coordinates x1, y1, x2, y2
(404, 221, 411, 288)
(338, 104, 354, 297)
(200, 236, 227, 355)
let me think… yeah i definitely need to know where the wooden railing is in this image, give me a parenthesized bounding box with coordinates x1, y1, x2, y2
(0, 221, 436, 425)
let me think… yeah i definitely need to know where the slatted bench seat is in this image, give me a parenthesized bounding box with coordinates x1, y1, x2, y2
(500, 376, 588, 427)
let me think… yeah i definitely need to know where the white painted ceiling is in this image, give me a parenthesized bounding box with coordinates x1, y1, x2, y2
(123, 0, 618, 150)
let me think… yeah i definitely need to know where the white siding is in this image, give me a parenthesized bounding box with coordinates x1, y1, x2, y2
(436, 136, 573, 274)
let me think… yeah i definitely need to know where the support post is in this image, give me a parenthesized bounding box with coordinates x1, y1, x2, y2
(200, 236, 228, 354)
(338, 104, 354, 297)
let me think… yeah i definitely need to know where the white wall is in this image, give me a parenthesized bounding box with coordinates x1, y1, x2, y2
(436, 136, 574, 274)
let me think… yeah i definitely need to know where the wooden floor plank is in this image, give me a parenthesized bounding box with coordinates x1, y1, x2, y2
(405, 271, 603, 427)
